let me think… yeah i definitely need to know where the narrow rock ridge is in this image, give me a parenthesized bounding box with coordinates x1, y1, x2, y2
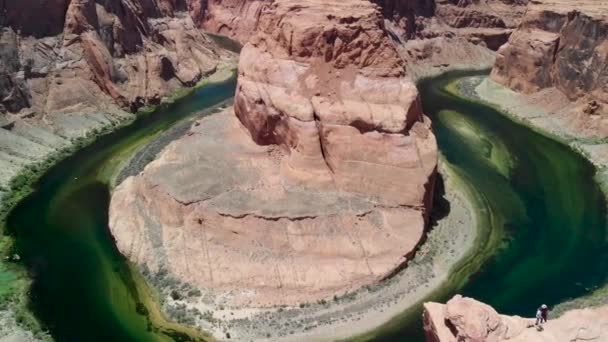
(491, 0, 608, 116)
(423, 295, 608, 342)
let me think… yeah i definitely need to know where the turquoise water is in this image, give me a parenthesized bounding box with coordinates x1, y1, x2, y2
(4, 70, 607, 342)
(360, 72, 608, 341)
(6, 76, 236, 341)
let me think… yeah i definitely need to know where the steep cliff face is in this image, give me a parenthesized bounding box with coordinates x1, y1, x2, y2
(491, 0, 608, 115)
(234, 0, 437, 206)
(424, 295, 608, 342)
(0, 0, 231, 116)
(110, 0, 437, 308)
(197, 0, 529, 52)
(0, 0, 235, 193)
(371, 0, 435, 39)
(201, 0, 270, 43)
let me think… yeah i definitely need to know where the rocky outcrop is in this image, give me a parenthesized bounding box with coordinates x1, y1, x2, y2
(0, 0, 236, 194)
(110, 109, 434, 306)
(491, 0, 608, 116)
(1, 0, 232, 116)
(234, 0, 437, 206)
(372, 0, 527, 51)
(424, 295, 608, 342)
(200, 0, 270, 43)
(197, 0, 528, 52)
(110, 0, 437, 307)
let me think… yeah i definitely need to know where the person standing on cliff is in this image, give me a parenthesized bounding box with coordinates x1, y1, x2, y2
(535, 304, 549, 327)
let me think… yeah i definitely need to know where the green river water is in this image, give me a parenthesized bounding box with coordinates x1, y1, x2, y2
(4, 71, 608, 342)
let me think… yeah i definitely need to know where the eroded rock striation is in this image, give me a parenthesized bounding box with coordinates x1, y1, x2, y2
(198, 0, 529, 56)
(424, 295, 608, 342)
(491, 0, 608, 115)
(368, 0, 529, 80)
(1, 0, 230, 116)
(234, 0, 437, 206)
(0, 0, 235, 197)
(110, 0, 437, 307)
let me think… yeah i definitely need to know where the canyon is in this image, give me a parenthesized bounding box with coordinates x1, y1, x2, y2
(1, 0, 608, 341)
(490, 0, 608, 137)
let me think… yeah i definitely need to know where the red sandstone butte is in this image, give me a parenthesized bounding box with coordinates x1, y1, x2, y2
(109, 0, 437, 307)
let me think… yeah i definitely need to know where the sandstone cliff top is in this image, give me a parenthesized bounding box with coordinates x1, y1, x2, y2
(529, 0, 608, 18)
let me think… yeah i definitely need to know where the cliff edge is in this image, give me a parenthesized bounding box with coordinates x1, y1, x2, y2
(424, 295, 608, 342)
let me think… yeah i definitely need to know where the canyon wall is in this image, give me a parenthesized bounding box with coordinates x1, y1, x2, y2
(110, 0, 437, 308)
(199, 0, 529, 51)
(0, 0, 235, 196)
(491, 0, 608, 116)
(424, 295, 608, 342)
(376, 0, 527, 49)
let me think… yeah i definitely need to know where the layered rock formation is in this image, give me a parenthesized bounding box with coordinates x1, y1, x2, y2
(369, 0, 529, 80)
(1, 0, 230, 116)
(110, 0, 437, 307)
(234, 0, 437, 206)
(201, 0, 270, 43)
(197, 0, 530, 54)
(424, 295, 608, 342)
(491, 0, 608, 116)
(0, 0, 235, 195)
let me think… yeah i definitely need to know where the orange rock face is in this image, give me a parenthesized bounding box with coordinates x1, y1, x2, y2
(491, 0, 608, 113)
(110, 110, 432, 306)
(235, 0, 437, 207)
(423, 295, 608, 342)
(0, 0, 232, 116)
(200, 0, 270, 43)
(110, 0, 437, 307)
